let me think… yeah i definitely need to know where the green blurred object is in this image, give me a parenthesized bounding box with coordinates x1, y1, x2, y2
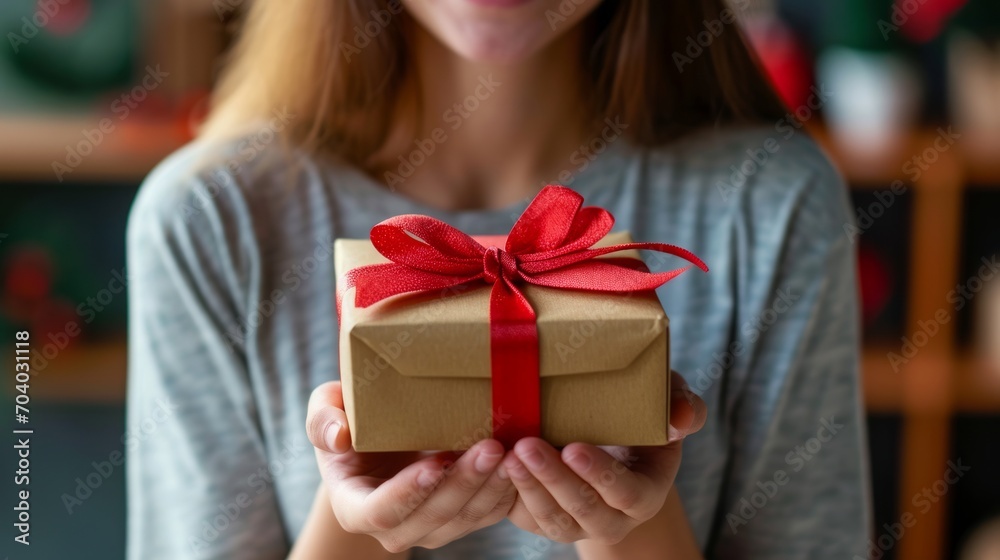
(821, 0, 900, 51)
(0, 184, 135, 341)
(0, 0, 139, 109)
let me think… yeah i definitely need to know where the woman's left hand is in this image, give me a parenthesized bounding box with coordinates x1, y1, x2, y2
(504, 371, 707, 545)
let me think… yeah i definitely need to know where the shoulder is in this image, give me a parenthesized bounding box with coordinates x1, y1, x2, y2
(127, 126, 346, 255)
(131, 132, 291, 234)
(127, 131, 317, 292)
(647, 125, 851, 245)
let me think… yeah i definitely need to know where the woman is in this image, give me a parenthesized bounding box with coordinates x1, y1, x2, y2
(126, 0, 870, 558)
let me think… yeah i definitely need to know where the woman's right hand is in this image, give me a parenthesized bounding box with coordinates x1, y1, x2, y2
(305, 381, 516, 553)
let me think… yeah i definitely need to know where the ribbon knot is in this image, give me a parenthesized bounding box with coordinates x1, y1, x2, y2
(342, 185, 708, 448)
(483, 246, 519, 284)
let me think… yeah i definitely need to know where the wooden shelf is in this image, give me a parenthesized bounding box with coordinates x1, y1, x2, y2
(810, 124, 1000, 188)
(862, 343, 904, 413)
(0, 114, 187, 183)
(5, 338, 129, 403)
(960, 129, 1000, 186)
(955, 352, 1000, 412)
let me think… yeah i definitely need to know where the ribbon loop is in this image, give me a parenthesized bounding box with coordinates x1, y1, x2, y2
(342, 185, 707, 448)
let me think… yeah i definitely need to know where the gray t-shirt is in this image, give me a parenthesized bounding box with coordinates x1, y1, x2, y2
(125, 125, 870, 559)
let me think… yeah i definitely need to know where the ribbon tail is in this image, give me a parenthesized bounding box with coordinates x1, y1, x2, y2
(489, 280, 540, 448)
(523, 260, 695, 292)
(519, 242, 709, 275)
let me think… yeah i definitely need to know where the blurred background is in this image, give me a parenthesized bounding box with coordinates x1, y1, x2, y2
(1, 0, 999, 558)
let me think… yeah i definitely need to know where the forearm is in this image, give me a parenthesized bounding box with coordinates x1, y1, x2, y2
(575, 490, 703, 560)
(289, 483, 409, 560)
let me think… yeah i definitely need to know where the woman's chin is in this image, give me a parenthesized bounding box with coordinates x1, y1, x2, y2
(403, 0, 596, 65)
(444, 23, 557, 64)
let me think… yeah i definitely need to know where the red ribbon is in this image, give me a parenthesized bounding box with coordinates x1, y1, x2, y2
(343, 185, 708, 448)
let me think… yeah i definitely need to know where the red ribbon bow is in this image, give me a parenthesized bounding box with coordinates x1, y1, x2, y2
(343, 185, 708, 448)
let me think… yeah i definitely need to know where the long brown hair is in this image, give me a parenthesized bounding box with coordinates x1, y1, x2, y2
(202, 0, 786, 166)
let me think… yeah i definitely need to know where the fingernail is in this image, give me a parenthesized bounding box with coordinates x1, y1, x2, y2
(566, 451, 592, 472)
(325, 421, 342, 452)
(417, 469, 440, 488)
(474, 448, 503, 474)
(497, 464, 510, 480)
(519, 448, 545, 470)
(668, 424, 687, 442)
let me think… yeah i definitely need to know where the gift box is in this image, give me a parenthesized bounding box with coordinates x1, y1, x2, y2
(334, 186, 706, 452)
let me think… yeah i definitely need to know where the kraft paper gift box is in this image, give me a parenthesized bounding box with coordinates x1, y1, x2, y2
(335, 231, 672, 452)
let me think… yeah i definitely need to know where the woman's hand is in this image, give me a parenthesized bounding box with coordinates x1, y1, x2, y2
(503, 371, 707, 545)
(305, 381, 517, 553)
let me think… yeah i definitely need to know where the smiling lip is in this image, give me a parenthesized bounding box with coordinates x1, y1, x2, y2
(466, 0, 533, 7)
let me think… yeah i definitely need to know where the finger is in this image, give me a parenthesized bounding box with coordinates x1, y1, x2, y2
(396, 439, 506, 537)
(306, 381, 351, 453)
(669, 371, 707, 440)
(506, 492, 539, 534)
(503, 452, 583, 543)
(512, 438, 627, 538)
(419, 460, 517, 548)
(333, 451, 453, 533)
(561, 442, 672, 522)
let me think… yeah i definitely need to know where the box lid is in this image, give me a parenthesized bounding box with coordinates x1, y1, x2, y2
(336, 231, 667, 379)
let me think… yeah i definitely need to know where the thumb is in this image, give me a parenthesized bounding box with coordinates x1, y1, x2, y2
(306, 381, 352, 453)
(669, 371, 707, 441)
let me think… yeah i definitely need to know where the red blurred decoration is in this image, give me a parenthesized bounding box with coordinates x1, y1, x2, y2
(745, 17, 814, 110)
(3, 247, 54, 303)
(858, 244, 893, 325)
(41, 0, 92, 36)
(177, 89, 212, 141)
(2, 246, 55, 327)
(30, 298, 80, 353)
(895, 0, 967, 43)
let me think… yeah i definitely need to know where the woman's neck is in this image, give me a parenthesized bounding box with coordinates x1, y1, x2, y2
(372, 20, 592, 211)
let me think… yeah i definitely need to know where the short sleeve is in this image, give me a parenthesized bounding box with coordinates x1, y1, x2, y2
(709, 142, 871, 557)
(125, 152, 289, 559)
